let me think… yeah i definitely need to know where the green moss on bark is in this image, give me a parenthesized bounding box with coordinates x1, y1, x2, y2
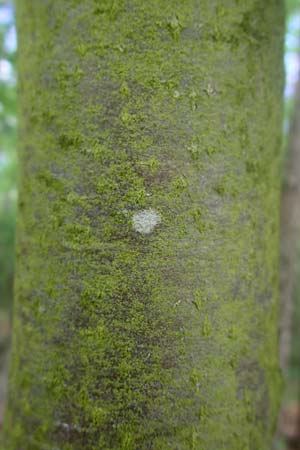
(3, 0, 284, 449)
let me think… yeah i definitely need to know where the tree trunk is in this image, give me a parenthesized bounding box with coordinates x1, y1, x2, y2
(3, 1, 284, 449)
(277, 54, 300, 450)
(279, 53, 300, 374)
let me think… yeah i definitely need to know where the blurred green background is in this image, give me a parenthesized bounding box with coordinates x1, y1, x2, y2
(0, 0, 16, 315)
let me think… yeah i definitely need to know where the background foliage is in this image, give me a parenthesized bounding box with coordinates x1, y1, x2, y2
(0, 1, 16, 312)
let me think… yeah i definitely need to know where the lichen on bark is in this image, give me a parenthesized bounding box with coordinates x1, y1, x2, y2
(2, 1, 284, 449)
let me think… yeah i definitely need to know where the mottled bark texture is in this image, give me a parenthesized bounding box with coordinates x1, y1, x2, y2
(3, 1, 284, 449)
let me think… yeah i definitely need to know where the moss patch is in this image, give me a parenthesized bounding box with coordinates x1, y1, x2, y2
(3, 0, 284, 449)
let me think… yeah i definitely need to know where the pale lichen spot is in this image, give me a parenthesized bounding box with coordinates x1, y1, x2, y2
(132, 209, 161, 235)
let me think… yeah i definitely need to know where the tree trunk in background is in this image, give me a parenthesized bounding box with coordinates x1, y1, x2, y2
(279, 71, 300, 375)
(3, 1, 284, 449)
(278, 50, 300, 450)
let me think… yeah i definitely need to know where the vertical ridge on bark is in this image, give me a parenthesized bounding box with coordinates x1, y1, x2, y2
(3, 1, 284, 449)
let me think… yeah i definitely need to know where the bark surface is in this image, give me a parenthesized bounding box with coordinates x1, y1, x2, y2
(3, 1, 284, 449)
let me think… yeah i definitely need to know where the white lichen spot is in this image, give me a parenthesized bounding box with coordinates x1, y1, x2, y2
(132, 209, 161, 235)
